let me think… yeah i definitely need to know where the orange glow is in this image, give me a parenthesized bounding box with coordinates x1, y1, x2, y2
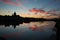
(20, 13, 59, 19)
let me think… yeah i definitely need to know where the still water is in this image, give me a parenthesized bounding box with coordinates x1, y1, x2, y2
(0, 21, 56, 40)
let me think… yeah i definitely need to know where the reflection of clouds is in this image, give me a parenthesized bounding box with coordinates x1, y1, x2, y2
(19, 21, 56, 31)
(29, 25, 37, 31)
(28, 21, 56, 31)
(29, 21, 55, 27)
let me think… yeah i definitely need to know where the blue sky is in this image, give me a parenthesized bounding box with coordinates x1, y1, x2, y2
(0, 0, 60, 15)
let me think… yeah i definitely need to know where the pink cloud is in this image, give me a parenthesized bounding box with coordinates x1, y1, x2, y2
(29, 8, 38, 13)
(29, 8, 45, 14)
(38, 9, 45, 13)
(1, 0, 28, 10)
(1, 0, 22, 6)
(48, 10, 56, 14)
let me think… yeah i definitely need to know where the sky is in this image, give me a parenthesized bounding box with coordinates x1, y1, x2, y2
(0, 0, 60, 18)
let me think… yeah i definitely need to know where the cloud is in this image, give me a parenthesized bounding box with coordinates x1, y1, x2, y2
(48, 10, 56, 13)
(28, 8, 59, 18)
(48, 9, 60, 16)
(1, 0, 28, 10)
(48, 9, 59, 15)
(29, 8, 45, 14)
(38, 9, 45, 13)
(29, 8, 38, 13)
(1, 0, 22, 6)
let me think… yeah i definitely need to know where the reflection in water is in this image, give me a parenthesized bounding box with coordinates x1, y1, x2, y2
(23, 21, 56, 31)
(0, 21, 56, 40)
(29, 25, 37, 31)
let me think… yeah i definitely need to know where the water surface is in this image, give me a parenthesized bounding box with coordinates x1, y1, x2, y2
(0, 21, 56, 40)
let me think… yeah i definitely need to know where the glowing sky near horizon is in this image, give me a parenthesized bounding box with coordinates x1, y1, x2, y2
(0, 0, 60, 18)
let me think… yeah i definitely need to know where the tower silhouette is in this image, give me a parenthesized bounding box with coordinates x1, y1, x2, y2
(12, 12, 16, 16)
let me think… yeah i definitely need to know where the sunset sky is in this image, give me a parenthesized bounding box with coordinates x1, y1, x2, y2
(0, 0, 60, 18)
